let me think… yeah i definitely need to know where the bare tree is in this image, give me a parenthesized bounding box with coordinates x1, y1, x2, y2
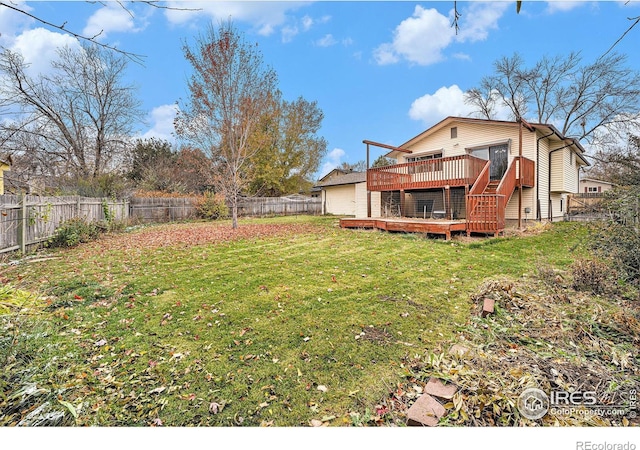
(0, 44, 143, 183)
(465, 52, 640, 144)
(0, 1, 198, 64)
(175, 21, 278, 229)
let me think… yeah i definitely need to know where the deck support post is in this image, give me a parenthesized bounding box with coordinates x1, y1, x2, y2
(518, 120, 523, 229)
(399, 190, 405, 218)
(445, 186, 451, 220)
(366, 142, 371, 218)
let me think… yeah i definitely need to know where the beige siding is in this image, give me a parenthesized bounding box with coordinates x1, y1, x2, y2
(354, 183, 381, 218)
(537, 137, 550, 219)
(579, 179, 614, 193)
(505, 187, 536, 220)
(402, 121, 538, 163)
(549, 193, 566, 220)
(550, 148, 580, 193)
(322, 184, 356, 216)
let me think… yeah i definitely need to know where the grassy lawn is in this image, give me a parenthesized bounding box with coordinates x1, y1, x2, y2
(0, 216, 590, 426)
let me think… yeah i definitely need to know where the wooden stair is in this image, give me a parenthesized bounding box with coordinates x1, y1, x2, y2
(466, 164, 518, 236)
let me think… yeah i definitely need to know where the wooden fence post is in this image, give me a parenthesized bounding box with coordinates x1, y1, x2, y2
(17, 192, 27, 254)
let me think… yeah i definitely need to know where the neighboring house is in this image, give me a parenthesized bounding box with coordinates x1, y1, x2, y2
(314, 170, 381, 216)
(0, 159, 10, 195)
(361, 116, 588, 235)
(579, 178, 614, 194)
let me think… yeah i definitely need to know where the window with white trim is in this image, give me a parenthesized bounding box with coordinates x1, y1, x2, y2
(406, 152, 443, 173)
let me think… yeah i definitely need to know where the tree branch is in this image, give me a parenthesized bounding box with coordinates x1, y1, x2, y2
(0, 1, 202, 65)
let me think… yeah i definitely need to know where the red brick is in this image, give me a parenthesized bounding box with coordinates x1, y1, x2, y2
(481, 297, 495, 317)
(424, 377, 457, 400)
(406, 393, 446, 427)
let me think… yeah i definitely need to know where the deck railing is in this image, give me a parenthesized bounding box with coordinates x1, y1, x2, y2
(466, 194, 506, 234)
(466, 156, 535, 235)
(469, 160, 491, 195)
(367, 155, 487, 191)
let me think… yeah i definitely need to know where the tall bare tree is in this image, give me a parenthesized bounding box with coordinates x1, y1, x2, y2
(175, 21, 278, 228)
(0, 44, 142, 183)
(465, 52, 640, 145)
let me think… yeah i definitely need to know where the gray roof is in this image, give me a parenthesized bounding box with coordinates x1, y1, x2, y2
(314, 171, 366, 188)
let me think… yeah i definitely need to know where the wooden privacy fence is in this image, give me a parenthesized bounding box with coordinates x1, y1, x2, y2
(0, 194, 128, 254)
(129, 197, 198, 223)
(129, 195, 321, 223)
(236, 196, 321, 217)
(1, 194, 321, 253)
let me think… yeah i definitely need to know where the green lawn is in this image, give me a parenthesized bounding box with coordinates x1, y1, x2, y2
(0, 216, 589, 426)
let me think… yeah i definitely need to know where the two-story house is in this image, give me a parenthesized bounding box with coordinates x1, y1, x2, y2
(343, 116, 588, 237)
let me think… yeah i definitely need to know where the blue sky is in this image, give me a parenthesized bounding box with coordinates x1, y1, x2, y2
(1, 1, 639, 178)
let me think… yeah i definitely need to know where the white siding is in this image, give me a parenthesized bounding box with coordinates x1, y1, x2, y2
(322, 185, 356, 216)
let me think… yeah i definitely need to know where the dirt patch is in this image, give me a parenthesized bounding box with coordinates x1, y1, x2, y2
(357, 326, 394, 345)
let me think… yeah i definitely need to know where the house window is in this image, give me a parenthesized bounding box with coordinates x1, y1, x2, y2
(407, 152, 443, 173)
(587, 187, 599, 193)
(451, 127, 457, 139)
(570, 152, 575, 166)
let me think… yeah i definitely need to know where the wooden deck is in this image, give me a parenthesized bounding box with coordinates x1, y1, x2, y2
(340, 217, 467, 240)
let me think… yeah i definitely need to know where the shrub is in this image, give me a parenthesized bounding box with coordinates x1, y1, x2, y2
(589, 221, 640, 287)
(195, 192, 228, 220)
(570, 258, 617, 295)
(47, 217, 101, 248)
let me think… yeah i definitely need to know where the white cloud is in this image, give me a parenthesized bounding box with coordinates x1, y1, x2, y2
(374, 6, 453, 66)
(342, 37, 354, 47)
(320, 147, 345, 176)
(10, 28, 80, 77)
(281, 25, 299, 43)
(164, 1, 306, 36)
(374, 3, 508, 66)
(545, 1, 585, 14)
(142, 104, 179, 142)
(409, 85, 515, 126)
(302, 15, 314, 31)
(315, 34, 337, 47)
(408, 85, 475, 126)
(83, 4, 141, 39)
(0, 1, 33, 47)
(456, 2, 508, 43)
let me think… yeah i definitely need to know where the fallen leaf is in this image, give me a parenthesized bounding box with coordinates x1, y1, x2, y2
(148, 386, 166, 395)
(209, 402, 221, 414)
(317, 385, 328, 393)
(58, 400, 78, 419)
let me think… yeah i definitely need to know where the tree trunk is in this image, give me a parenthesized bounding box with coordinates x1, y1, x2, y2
(232, 202, 238, 229)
